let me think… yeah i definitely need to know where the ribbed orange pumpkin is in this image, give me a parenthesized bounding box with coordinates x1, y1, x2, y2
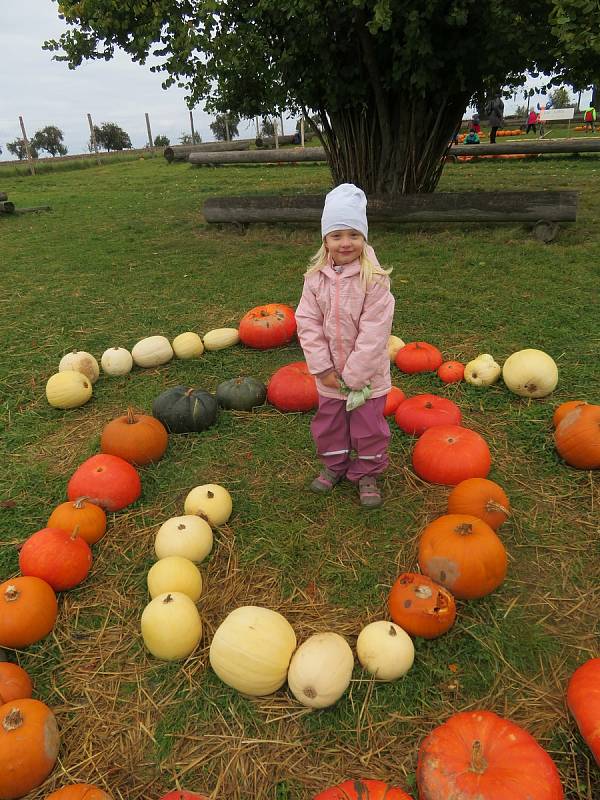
(313, 778, 413, 799)
(383, 386, 406, 417)
(47, 498, 106, 546)
(0, 577, 58, 649)
(45, 785, 113, 799)
(567, 657, 600, 765)
(554, 404, 600, 469)
(552, 400, 587, 428)
(0, 698, 60, 800)
(19, 528, 92, 591)
(437, 360, 465, 384)
(418, 514, 507, 600)
(0, 664, 33, 704)
(447, 478, 510, 530)
(388, 573, 456, 639)
(100, 409, 168, 465)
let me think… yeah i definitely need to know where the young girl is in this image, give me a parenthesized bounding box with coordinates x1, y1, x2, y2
(296, 183, 395, 508)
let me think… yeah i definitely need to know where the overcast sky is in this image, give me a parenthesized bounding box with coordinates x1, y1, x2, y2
(1, 2, 592, 161)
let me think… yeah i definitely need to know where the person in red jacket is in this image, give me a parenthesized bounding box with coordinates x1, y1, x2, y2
(295, 184, 395, 508)
(526, 110, 538, 134)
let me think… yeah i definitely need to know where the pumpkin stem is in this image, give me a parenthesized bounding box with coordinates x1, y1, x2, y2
(425, 402, 433, 409)
(185, 388, 195, 397)
(70, 524, 81, 541)
(414, 585, 433, 600)
(162, 594, 174, 604)
(194, 511, 210, 523)
(388, 625, 397, 637)
(455, 523, 474, 536)
(73, 496, 88, 509)
(303, 686, 317, 699)
(470, 740, 488, 774)
(3, 585, 20, 603)
(485, 500, 510, 516)
(207, 490, 214, 499)
(2, 708, 24, 732)
(126, 407, 137, 425)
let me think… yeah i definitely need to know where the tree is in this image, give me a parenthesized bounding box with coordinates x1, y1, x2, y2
(45, 1, 600, 195)
(154, 134, 170, 147)
(259, 118, 276, 138)
(549, 87, 574, 108)
(92, 122, 132, 152)
(179, 132, 202, 144)
(6, 138, 38, 160)
(31, 125, 67, 157)
(210, 114, 240, 141)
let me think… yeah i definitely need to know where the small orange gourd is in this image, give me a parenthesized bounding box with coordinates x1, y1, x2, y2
(47, 498, 107, 545)
(447, 477, 510, 530)
(45, 785, 113, 799)
(100, 408, 168, 466)
(552, 400, 587, 428)
(0, 577, 58, 649)
(554, 403, 600, 469)
(0, 664, 33, 704)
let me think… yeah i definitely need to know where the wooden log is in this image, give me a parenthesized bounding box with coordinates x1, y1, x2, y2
(0, 192, 8, 201)
(164, 141, 251, 162)
(190, 147, 326, 165)
(14, 205, 52, 214)
(203, 191, 578, 225)
(0, 200, 16, 214)
(255, 134, 297, 149)
(450, 138, 600, 156)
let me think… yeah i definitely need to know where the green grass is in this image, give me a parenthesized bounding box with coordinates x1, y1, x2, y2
(0, 154, 598, 800)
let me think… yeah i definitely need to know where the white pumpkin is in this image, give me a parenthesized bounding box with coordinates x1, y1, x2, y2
(101, 346, 133, 376)
(356, 621, 415, 681)
(147, 556, 203, 601)
(287, 632, 354, 708)
(210, 606, 297, 696)
(464, 353, 501, 387)
(184, 484, 232, 526)
(388, 335, 406, 362)
(58, 350, 100, 383)
(203, 328, 240, 351)
(46, 370, 93, 409)
(502, 348, 558, 398)
(172, 332, 204, 359)
(141, 591, 202, 660)
(131, 335, 174, 367)
(154, 515, 213, 563)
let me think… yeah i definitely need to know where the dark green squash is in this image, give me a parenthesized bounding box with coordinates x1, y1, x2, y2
(216, 377, 267, 411)
(152, 386, 218, 433)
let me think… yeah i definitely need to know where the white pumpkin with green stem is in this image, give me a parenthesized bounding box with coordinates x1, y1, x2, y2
(356, 620, 415, 681)
(101, 346, 133, 375)
(464, 354, 501, 387)
(154, 515, 213, 562)
(58, 350, 100, 383)
(141, 592, 202, 660)
(46, 370, 93, 409)
(287, 632, 354, 708)
(502, 348, 558, 398)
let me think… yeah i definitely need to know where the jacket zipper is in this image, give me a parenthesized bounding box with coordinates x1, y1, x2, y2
(334, 271, 344, 369)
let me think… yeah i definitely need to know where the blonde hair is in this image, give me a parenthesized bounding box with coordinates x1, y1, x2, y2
(305, 240, 392, 289)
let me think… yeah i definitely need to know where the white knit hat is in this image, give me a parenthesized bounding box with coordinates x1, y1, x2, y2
(321, 183, 368, 240)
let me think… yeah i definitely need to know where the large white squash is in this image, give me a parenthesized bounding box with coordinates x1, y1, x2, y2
(209, 606, 297, 696)
(356, 621, 415, 681)
(287, 632, 354, 708)
(101, 346, 133, 376)
(147, 556, 203, 601)
(502, 348, 558, 398)
(131, 335, 174, 367)
(46, 370, 93, 409)
(154, 514, 213, 562)
(203, 328, 240, 351)
(58, 350, 100, 383)
(388, 335, 406, 362)
(464, 353, 501, 387)
(184, 484, 232, 526)
(172, 332, 204, 359)
(141, 592, 202, 660)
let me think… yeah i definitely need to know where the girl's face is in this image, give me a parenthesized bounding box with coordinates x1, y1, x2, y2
(324, 229, 365, 266)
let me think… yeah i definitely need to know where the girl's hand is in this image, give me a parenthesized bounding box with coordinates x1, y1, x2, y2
(321, 371, 341, 390)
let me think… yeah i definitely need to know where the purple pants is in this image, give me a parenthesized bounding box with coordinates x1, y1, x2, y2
(311, 395, 390, 482)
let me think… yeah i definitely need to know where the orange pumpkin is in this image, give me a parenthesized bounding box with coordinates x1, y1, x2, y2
(47, 498, 107, 546)
(0, 664, 33, 704)
(446, 478, 510, 530)
(313, 779, 413, 799)
(383, 386, 406, 417)
(19, 528, 93, 592)
(45, 785, 112, 799)
(567, 657, 600, 765)
(552, 400, 587, 428)
(418, 514, 507, 600)
(554, 404, 600, 469)
(0, 698, 60, 800)
(0, 577, 58, 649)
(100, 408, 168, 466)
(388, 573, 456, 639)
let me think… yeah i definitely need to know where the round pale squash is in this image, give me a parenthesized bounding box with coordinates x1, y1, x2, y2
(141, 592, 202, 661)
(502, 348, 558, 398)
(210, 606, 296, 696)
(131, 335, 173, 368)
(59, 351, 100, 384)
(464, 354, 501, 387)
(147, 556, 203, 602)
(172, 332, 204, 359)
(388, 335, 406, 362)
(287, 632, 354, 708)
(155, 515, 213, 562)
(46, 371, 92, 409)
(356, 621, 415, 681)
(202, 328, 240, 351)
(100, 347, 133, 376)
(183, 484, 232, 526)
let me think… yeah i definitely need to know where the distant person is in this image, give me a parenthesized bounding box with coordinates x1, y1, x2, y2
(464, 130, 480, 144)
(583, 104, 596, 132)
(486, 94, 504, 143)
(468, 114, 481, 134)
(526, 110, 537, 134)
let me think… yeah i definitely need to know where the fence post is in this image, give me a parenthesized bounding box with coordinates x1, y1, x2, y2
(18, 116, 35, 176)
(225, 116, 230, 142)
(190, 110, 196, 143)
(274, 117, 279, 149)
(145, 112, 154, 154)
(87, 113, 101, 165)
(300, 117, 305, 147)
(280, 112, 285, 136)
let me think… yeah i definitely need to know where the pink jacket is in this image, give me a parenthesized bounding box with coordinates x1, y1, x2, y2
(296, 246, 395, 400)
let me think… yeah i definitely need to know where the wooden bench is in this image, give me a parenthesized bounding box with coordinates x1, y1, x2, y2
(203, 191, 578, 242)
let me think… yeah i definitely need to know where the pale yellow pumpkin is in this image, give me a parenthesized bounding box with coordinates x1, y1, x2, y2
(100, 346, 133, 375)
(147, 556, 203, 601)
(464, 353, 501, 387)
(154, 515, 213, 562)
(388, 335, 406, 362)
(183, 484, 232, 526)
(202, 328, 240, 351)
(58, 350, 100, 383)
(209, 606, 296, 696)
(356, 620, 415, 681)
(141, 592, 202, 660)
(172, 332, 204, 359)
(287, 632, 354, 708)
(502, 348, 558, 398)
(46, 370, 93, 409)
(131, 335, 174, 367)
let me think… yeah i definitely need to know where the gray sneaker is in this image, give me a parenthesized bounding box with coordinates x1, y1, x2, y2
(310, 467, 344, 493)
(358, 476, 382, 508)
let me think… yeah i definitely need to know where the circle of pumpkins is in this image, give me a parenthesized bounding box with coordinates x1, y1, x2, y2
(1, 303, 598, 799)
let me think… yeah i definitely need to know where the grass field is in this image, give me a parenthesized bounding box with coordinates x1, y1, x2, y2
(0, 152, 598, 800)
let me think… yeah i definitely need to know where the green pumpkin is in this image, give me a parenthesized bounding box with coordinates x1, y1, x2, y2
(152, 386, 218, 433)
(216, 377, 267, 411)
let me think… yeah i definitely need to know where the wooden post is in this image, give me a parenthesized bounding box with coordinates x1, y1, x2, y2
(274, 117, 279, 149)
(280, 113, 285, 136)
(190, 110, 196, 143)
(145, 112, 154, 153)
(225, 116, 230, 142)
(87, 113, 101, 165)
(255, 117, 260, 138)
(300, 117, 305, 147)
(18, 116, 35, 176)
(577, 91, 582, 111)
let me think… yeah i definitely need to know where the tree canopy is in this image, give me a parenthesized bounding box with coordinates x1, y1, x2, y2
(6, 138, 38, 161)
(92, 122, 132, 152)
(47, 1, 600, 193)
(32, 125, 68, 157)
(210, 114, 240, 142)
